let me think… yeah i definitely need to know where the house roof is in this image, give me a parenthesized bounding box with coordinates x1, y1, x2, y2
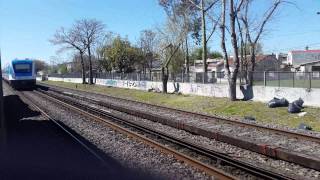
(228, 54, 277, 65)
(298, 60, 320, 66)
(290, 49, 320, 53)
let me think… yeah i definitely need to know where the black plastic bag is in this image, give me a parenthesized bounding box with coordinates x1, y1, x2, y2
(288, 102, 302, 113)
(293, 98, 304, 108)
(267, 97, 289, 108)
(268, 98, 279, 108)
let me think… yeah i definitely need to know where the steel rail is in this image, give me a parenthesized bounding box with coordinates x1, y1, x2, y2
(37, 83, 320, 144)
(35, 89, 293, 180)
(33, 90, 237, 180)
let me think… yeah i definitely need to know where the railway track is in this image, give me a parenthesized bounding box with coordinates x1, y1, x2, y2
(33, 87, 294, 180)
(37, 83, 320, 172)
(14, 89, 107, 165)
(38, 83, 320, 144)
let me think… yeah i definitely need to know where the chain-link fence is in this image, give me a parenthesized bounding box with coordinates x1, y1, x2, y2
(252, 71, 320, 88)
(95, 72, 228, 84)
(47, 71, 320, 88)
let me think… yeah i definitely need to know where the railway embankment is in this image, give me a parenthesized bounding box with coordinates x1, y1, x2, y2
(41, 80, 320, 132)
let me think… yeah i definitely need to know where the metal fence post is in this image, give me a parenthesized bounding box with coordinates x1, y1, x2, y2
(292, 72, 295, 88)
(309, 72, 312, 89)
(264, 71, 266, 86)
(278, 72, 280, 87)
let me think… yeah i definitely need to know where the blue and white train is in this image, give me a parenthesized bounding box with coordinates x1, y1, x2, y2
(2, 59, 36, 89)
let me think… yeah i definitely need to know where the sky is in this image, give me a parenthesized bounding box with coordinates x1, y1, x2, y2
(1, 0, 320, 66)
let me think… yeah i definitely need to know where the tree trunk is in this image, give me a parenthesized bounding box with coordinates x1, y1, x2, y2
(80, 52, 86, 84)
(229, 0, 240, 101)
(247, 44, 255, 86)
(244, 37, 248, 84)
(228, 77, 237, 101)
(88, 46, 93, 84)
(185, 37, 190, 74)
(220, 0, 230, 84)
(162, 67, 168, 93)
(201, 0, 207, 83)
(149, 60, 152, 80)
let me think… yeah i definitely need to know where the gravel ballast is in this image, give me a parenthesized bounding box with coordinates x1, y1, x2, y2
(43, 84, 320, 159)
(46, 89, 320, 180)
(23, 90, 221, 180)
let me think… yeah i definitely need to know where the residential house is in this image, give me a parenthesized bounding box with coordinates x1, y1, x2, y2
(296, 60, 320, 72)
(227, 54, 279, 72)
(287, 49, 320, 67)
(254, 54, 280, 71)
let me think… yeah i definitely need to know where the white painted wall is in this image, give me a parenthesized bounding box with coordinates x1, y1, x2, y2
(45, 77, 320, 107)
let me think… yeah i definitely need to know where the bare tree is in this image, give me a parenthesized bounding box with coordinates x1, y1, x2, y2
(156, 16, 187, 93)
(50, 27, 87, 84)
(139, 30, 157, 75)
(188, 0, 219, 83)
(33, 59, 49, 73)
(240, 0, 282, 85)
(220, 0, 245, 101)
(159, 0, 196, 75)
(75, 19, 105, 84)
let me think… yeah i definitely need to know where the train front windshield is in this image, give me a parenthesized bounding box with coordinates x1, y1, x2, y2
(13, 64, 32, 73)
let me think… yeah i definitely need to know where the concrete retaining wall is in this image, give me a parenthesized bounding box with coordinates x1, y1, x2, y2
(44, 77, 320, 107)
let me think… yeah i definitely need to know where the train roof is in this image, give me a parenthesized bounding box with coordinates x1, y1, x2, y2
(11, 59, 34, 64)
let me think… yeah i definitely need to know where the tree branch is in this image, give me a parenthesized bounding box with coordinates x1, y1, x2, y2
(254, 0, 282, 43)
(188, 0, 202, 10)
(204, 0, 219, 13)
(206, 15, 221, 43)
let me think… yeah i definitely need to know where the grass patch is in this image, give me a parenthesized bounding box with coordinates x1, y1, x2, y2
(41, 81, 320, 132)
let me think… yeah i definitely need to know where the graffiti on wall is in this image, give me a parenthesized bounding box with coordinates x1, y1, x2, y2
(190, 84, 202, 93)
(105, 79, 117, 86)
(189, 83, 228, 97)
(122, 80, 147, 89)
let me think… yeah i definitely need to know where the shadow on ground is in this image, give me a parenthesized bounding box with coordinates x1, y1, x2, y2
(0, 94, 154, 180)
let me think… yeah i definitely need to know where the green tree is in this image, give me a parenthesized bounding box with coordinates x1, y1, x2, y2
(190, 47, 222, 60)
(58, 64, 68, 74)
(102, 36, 142, 73)
(208, 51, 223, 59)
(190, 47, 203, 60)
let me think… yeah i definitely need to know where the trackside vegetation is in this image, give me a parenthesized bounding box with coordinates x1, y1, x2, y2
(42, 81, 320, 132)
